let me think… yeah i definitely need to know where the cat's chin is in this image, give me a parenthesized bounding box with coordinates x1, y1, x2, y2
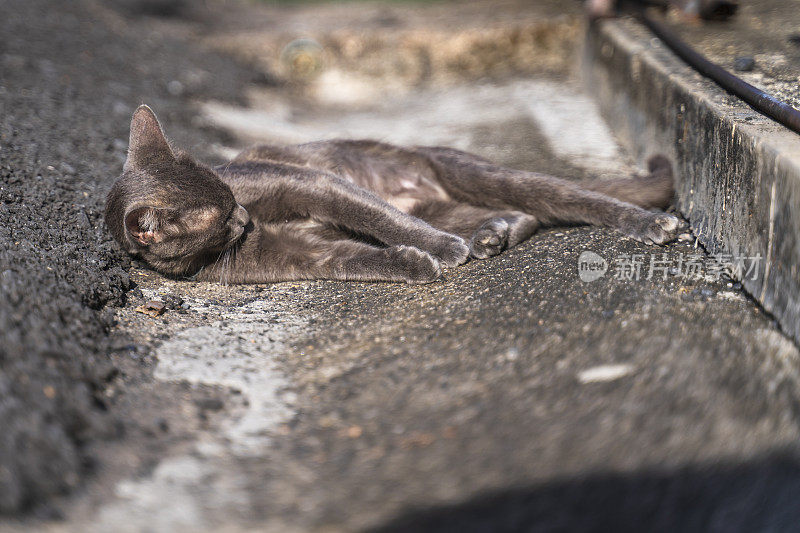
(209, 229, 248, 255)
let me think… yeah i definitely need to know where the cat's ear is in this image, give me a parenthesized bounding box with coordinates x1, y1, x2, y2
(125, 105, 175, 171)
(124, 206, 172, 246)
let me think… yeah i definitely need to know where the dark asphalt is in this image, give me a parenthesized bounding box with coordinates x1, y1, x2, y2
(0, 0, 253, 515)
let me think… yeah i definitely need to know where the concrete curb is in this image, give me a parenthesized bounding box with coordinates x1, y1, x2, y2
(583, 18, 800, 343)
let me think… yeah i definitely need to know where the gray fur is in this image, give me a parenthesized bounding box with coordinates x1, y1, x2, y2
(105, 105, 681, 284)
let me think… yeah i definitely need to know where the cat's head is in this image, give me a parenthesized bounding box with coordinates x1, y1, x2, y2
(105, 105, 250, 276)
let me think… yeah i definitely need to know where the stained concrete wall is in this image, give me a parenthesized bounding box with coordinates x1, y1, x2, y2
(584, 19, 800, 342)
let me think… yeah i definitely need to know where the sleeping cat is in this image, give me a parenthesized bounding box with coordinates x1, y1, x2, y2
(105, 105, 681, 284)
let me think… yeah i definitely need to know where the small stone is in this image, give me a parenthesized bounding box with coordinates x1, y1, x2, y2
(76, 211, 91, 229)
(161, 294, 184, 310)
(346, 425, 363, 438)
(732, 282, 742, 290)
(701, 288, 716, 298)
(678, 233, 693, 242)
(733, 56, 755, 72)
(601, 309, 614, 319)
(578, 364, 634, 383)
(136, 300, 166, 317)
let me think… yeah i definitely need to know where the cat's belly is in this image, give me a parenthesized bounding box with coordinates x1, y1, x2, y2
(313, 143, 451, 212)
(269, 218, 355, 242)
(388, 195, 423, 213)
(383, 175, 451, 214)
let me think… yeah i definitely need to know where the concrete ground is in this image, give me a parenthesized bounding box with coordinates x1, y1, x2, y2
(2, 0, 800, 531)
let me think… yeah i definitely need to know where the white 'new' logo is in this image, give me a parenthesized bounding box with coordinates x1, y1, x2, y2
(578, 251, 608, 282)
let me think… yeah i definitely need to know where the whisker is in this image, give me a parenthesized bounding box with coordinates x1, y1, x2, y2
(219, 247, 232, 286)
(206, 247, 227, 282)
(225, 249, 230, 286)
(228, 246, 236, 286)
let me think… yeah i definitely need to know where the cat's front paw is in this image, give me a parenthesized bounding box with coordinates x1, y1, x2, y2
(470, 217, 509, 259)
(427, 234, 470, 267)
(387, 245, 442, 284)
(621, 212, 683, 245)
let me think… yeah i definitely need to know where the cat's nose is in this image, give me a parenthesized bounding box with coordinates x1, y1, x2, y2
(235, 204, 250, 226)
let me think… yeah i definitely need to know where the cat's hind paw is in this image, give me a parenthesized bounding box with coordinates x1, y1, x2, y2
(622, 212, 684, 245)
(470, 217, 509, 259)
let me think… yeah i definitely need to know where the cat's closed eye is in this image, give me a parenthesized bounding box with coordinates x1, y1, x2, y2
(183, 206, 223, 230)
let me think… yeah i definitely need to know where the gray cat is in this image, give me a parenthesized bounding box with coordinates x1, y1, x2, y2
(105, 105, 681, 284)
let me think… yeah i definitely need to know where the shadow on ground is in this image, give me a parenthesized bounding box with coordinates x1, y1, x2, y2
(373, 452, 800, 533)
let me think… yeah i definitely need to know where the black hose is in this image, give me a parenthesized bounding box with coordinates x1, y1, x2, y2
(639, 12, 800, 135)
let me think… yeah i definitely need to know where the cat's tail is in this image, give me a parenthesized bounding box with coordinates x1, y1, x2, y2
(585, 155, 675, 209)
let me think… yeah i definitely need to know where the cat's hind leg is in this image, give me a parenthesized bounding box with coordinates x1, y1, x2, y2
(470, 212, 539, 259)
(410, 201, 539, 259)
(582, 155, 675, 210)
(423, 148, 682, 245)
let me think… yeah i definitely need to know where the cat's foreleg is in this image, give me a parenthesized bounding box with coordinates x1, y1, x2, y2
(230, 169, 470, 266)
(206, 233, 443, 284)
(313, 175, 470, 266)
(330, 243, 443, 284)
